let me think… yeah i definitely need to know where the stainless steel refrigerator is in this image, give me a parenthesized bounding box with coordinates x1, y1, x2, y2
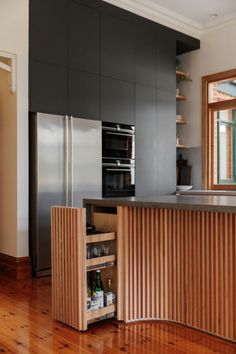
(29, 113, 102, 276)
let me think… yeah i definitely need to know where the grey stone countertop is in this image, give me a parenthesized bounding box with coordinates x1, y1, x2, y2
(178, 190, 236, 196)
(84, 195, 236, 213)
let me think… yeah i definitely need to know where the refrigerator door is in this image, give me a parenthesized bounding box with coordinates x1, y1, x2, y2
(70, 117, 102, 207)
(31, 113, 66, 275)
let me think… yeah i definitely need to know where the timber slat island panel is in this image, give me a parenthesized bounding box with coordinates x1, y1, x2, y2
(116, 207, 236, 341)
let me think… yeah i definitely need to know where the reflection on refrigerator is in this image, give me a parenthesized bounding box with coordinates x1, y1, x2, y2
(29, 113, 102, 276)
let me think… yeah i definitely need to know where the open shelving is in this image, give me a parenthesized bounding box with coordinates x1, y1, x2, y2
(176, 68, 190, 151)
(86, 208, 117, 326)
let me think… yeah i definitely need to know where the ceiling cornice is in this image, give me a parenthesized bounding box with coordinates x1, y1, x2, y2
(103, 0, 236, 39)
(202, 12, 236, 36)
(103, 0, 201, 39)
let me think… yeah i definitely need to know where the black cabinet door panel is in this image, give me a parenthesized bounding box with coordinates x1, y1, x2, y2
(68, 1, 100, 73)
(135, 84, 157, 196)
(29, 61, 67, 115)
(157, 29, 176, 93)
(29, 0, 67, 66)
(156, 89, 176, 194)
(101, 77, 134, 124)
(101, 14, 135, 82)
(68, 69, 100, 120)
(135, 26, 157, 87)
(72, 0, 101, 9)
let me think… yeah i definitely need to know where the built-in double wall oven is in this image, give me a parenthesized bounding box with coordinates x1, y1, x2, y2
(102, 122, 135, 197)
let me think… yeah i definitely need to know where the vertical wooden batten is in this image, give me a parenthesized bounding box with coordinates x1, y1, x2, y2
(117, 206, 236, 342)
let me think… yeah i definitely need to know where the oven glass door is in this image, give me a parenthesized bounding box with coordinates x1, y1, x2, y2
(102, 166, 135, 197)
(102, 131, 134, 159)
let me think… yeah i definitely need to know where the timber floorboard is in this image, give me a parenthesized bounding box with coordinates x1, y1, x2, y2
(0, 275, 235, 354)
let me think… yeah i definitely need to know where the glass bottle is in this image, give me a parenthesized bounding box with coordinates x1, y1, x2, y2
(95, 270, 103, 291)
(107, 278, 112, 291)
(95, 270, 104, 308)
(108, 277, 116, 304)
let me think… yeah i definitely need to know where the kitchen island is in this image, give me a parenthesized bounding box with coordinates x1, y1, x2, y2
(84, 195, 235, 342)
(51, 195, 236, 342)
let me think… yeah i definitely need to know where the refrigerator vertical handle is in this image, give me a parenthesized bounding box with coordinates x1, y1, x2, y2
(70, 116, 74, 207)
(65, 115, 69, 206)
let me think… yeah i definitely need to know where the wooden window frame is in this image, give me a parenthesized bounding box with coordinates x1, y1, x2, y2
(202, 68, 236, 190)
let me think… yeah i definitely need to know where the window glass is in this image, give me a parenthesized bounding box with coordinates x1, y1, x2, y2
(208, 79, 236, 103)
(214, 109, 236, 184)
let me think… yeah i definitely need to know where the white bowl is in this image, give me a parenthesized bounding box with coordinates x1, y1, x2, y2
(176, 185, 192, 191)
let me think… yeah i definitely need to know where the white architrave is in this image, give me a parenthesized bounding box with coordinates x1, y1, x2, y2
(0, 51, 16, 93)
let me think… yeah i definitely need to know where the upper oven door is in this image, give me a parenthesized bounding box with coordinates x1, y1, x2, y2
(102, 127, 135, 159)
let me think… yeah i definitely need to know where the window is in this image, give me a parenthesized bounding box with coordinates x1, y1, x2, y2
(202, 69, 236, 189)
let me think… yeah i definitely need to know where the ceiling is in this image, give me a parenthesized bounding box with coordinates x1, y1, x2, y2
(148, 0, 236, 26)
(103, 0, 236, 38)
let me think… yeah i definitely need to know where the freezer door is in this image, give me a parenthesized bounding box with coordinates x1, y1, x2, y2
(70, 117, 102, 207)
(34, 113, 66, 273)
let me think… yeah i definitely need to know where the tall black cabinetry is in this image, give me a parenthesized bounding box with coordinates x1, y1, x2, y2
(29, 0, 67, 114)
(29, 0, 200, 196)
(29, 0, 100, 119)
(68, 1, 100, 120)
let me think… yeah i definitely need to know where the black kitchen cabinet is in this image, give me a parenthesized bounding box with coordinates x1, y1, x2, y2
(68, 1, 100, 73)
(135, 84, 157, 197)
(101, 76, 135, 125)
(29, 0, 67, 67)
(68, 69, 100, 120)
(101, 14, 136, 82)
(29, 61, 67, 115)
(72, 0, 101, 9)
(156, 89, 176, 194)
(135, 25, 157, 88)
(157, 29, 176, 93)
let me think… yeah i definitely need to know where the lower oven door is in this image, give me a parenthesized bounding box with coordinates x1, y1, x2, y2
(102, 166, 135, 197)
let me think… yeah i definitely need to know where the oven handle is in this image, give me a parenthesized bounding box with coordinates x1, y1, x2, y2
(103, 126, 135, 134)
(103, 163, 133, 167)
(105, 132, 134, 137)
(106, 168, 132, 172)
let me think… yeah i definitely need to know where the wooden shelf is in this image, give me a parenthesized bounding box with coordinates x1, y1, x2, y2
(176, 144, 188, 149)
(87, 262, 116, 272)
(176, 119, 188, 124)
(86, 232, 116, 244)
(176, 94, 187, 101)
(86, 254, 116, 268)
(176, 70, 188, 77)
(86, 304, 116, 321)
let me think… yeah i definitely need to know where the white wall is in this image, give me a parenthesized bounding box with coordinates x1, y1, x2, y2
(177, 24, 236, 188)
(0, 68, 17, 255)
(0, 0, 28, 257)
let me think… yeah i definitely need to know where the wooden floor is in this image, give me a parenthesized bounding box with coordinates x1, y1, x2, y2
(0, 275, 235, 354)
